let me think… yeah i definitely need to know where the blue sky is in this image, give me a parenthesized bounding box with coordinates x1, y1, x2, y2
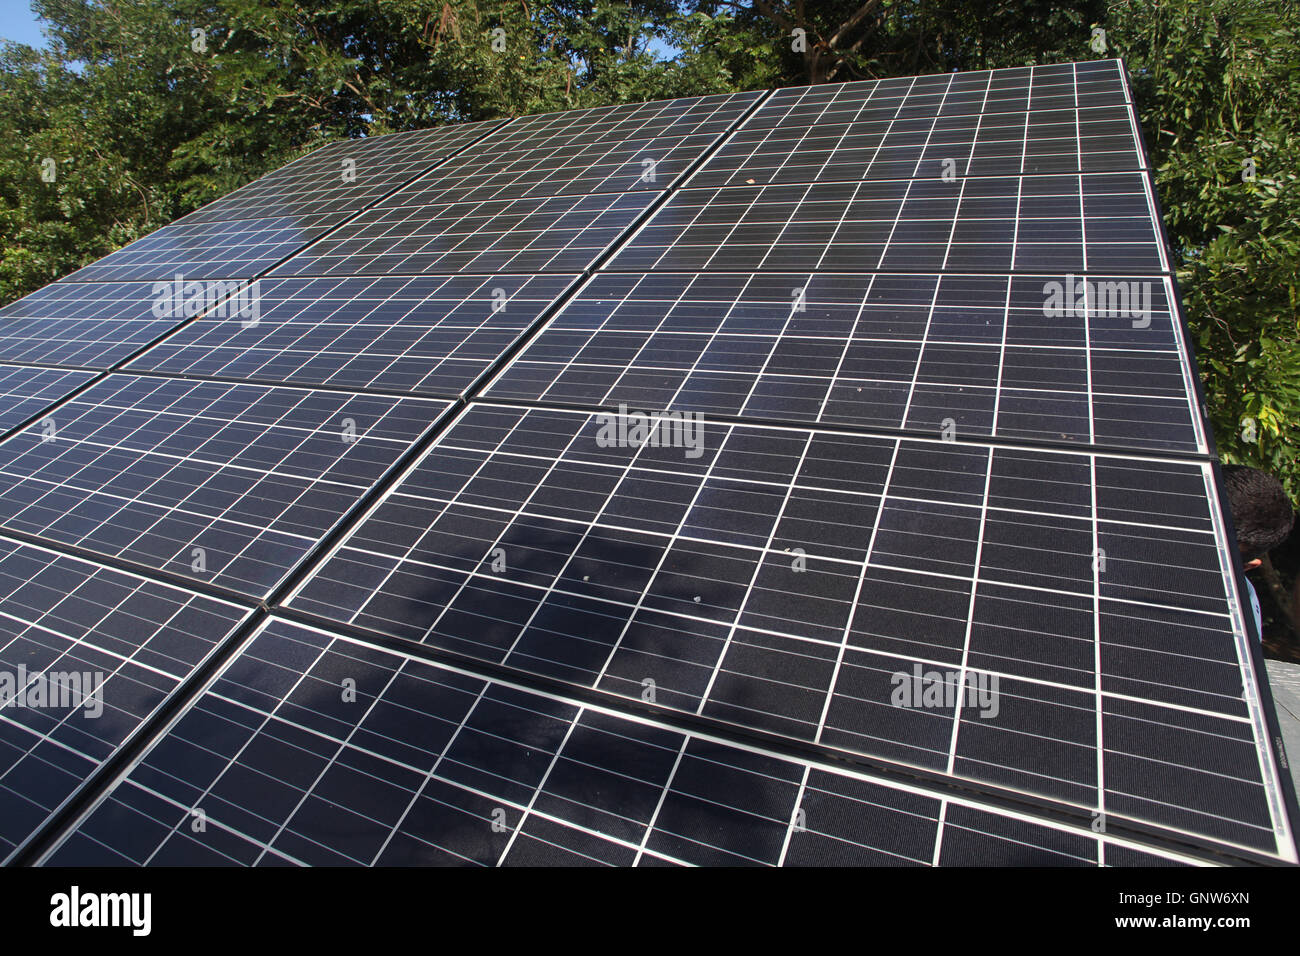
(0, 1, 46, 48)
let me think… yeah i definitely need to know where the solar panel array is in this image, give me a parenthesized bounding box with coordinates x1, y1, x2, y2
(0, 61, 1293, 868)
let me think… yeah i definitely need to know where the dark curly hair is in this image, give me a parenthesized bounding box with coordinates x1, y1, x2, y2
(1222, 465, 1295, 563)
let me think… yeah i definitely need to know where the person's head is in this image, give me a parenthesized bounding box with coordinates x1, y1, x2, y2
(1222, 465, 1294, 570)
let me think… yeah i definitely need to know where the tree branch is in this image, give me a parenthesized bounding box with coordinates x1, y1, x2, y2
(828, 1, 882, 49)
(752, 0, 796, 36)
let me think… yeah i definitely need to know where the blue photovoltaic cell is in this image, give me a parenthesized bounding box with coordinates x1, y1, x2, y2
(690, 61, 1139, 189)
(606, 174, 1166, 275)
(42, 617, 1196, 867)
(268, 94, 761, 279)
(128, 273, 580, 396)
(284, 403, 1290, 859)
(0, 376, 451, 597)
(177, 121, 505, 226)
(58, 122, 505, 284)
(269, 192, 656, 278)
(0, 536, 247, 861)
(0, 280, 249, 369)
(484, 271, 1202, 453)
(0, 364, 95, 431)
(61, 215, 347, 284)
(386, 93, 762, 205)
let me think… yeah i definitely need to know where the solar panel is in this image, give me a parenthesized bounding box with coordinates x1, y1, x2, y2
(0, 535, 248, 862)
(60, 215, 347, 284)
(0, 280, 252, 369)
(126, 274, 580, 396)
(0, 365, 95, 432)
(689, 61, 1139, 189)
(268, 192, 656, 278)
(387, 93, 762, 205)
(59, 123, 505, 284)
(0, 376, 451, 597)
(282, 403, 1288, 859)
(271, 94, 761, 278)
(3, 60, 1294, 869)
(39, 617, 1199, 866)
(176, 122, 505, 226)
(606, 175, 1165, 274)
(483, 271, 1202, 453)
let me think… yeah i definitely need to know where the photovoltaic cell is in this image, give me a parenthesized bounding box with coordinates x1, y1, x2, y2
(387, 93, 762, 205)
(42, 617, 1197, 866)
(484, 271, 1202, 453)
(269, 192, 656, 278)
(0, 365, 95, 432)
(60, 215, 344, 284)
(0, 536, 248, 862)
(57, 124, 508, 286)
(55, 123, 505, 285)
(177, 121, 505, 226)
(689, 61, 1139, 189)
(284, 404, 1291, 860)
(607, 175, 1166, 275)
(0, 376, 451, 597)
(0, 280, 248, 369)
(269, 94, 762, 279)
(127, 274, 580, 396)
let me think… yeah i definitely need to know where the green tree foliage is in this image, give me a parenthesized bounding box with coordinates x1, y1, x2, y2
(1109, 0, 1300, 498)
(703, 0, 1105, 83)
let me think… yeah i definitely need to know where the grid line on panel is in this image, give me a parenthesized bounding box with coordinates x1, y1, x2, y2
(18, 73, 1294, 868)
(0, 376, 452, 599)
(138, 627, 335, 866)
(0, 281, 251, 371)
(687, 61, 1145, 190)
(604, 173, 1168, 276)
(55, 121, 509, 286)
(244, 643, 411, 867)
(0, 117, 508, 593)
(250, 606, 1267, 867)
(957, 72, 996, 182)
(0, 535, 249, 863)
(814, 272, 880, 424)
(13, 89, 779, 865)
(368, 680, 493, 865)
(775, 764, 811, 865)
(175, 121, 507, 227)
(385, 93, 761, 206)
(480, 269, 1207, 457)
(276, 402, 1288, 861)
(268, 191, 652, 279)
(417, 88, 776, 408)
(1116, 56, 1300, 847)
(612, 67, 1167, 278)
(353, 407, 545, 635)
(943, 446, 995, 774)
(124, 274, 582, 398)
(0, 366, 98, 442)
(472, 390, 1214, 468)
(269, 95, 769, 280)
(37, 617, 1216, 867)
(1089, 456, 1107, 829)
(812, 74, 925, 271)
(815, 434, 903, 743)
(0, 115, 508, 473)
